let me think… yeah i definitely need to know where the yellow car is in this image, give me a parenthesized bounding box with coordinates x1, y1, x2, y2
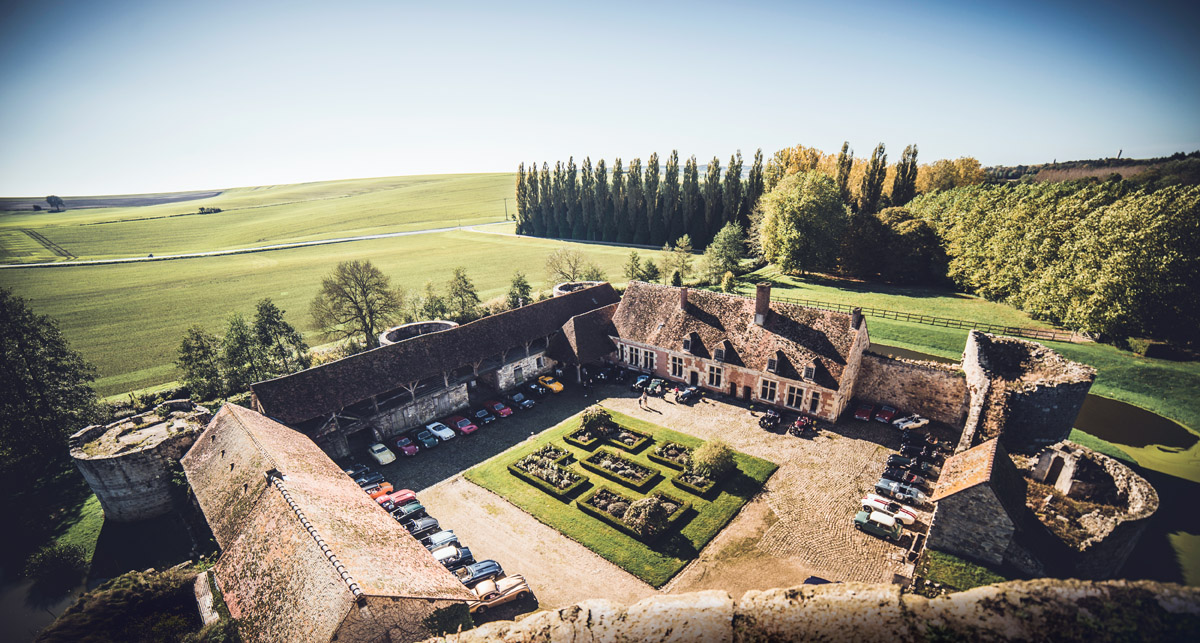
(537, 375, 564, 393)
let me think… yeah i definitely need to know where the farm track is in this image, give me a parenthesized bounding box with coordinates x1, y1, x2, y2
(21, 229, 76, 259)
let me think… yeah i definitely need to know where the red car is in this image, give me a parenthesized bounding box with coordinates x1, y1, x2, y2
(394, 435, 419, 456)
(377, 489, 417, 507)
(853, 403, 875, 421)
(446, 415, 479, 435)
(873, 405, 898, 424)
(483, 400, 513, 418)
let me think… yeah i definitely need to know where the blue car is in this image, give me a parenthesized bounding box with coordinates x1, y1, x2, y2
(454, 559, 505, 587)
(631, 374, 650, 392)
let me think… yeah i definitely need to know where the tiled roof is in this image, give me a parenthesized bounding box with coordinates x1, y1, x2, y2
(550, 303, 618, 364)
(252, 283, 619, 424)
(182, 405, 473, 640)
(932, 438, 1000, 502)
(610, 282, 860, 389)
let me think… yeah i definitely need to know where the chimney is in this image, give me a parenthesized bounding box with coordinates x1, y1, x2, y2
(851, 307, 863, 330)
(679, 286, 688, 310)
(754, 283, 771, 325)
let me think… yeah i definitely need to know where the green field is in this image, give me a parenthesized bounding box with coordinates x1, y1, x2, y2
(464, 408, 777, 587)
(0, 173, 514, 262)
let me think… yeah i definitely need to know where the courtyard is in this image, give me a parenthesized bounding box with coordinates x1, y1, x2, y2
(350, 380, 944, 617)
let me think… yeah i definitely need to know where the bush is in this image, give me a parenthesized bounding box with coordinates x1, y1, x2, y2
(25, 542, 87, 593)
(690, 440, 735, 480)
(581, 405, 613, 432)
(624, 496, 671, 538)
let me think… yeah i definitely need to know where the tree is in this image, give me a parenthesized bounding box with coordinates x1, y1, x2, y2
(839, 209, 886, 279)
(670, 270, 683, 286)
(690, 440, 735, 479)
(419, 281, 448, 320)
(611, 158, 626, 242)
(514, 163, 528, 234)
(721, 271, 737, 293)
(176, 325, 223, 400)
(890, 144, 919, 206)
(0, 289, 100, 471)
(539, 162, 552, 236)
(683, 156, 705, 246)
(642, 259, 661, 283)
(876, 208, 945, 284)
(702, 156, 723, 246)
(445, 267, 482, 322)
(220, 313, 266, 393)
(595, 159, 614, 242)
(723, 151, 745, 227)
(253, 298, 310, 377)
(626, 158, 647, 244)
(701, 222, 745, 282)
(581, 157, 597, 240)
(662, 235, 694, 281)
(525, 162, 542, 235)
(759, 171, 849, 275)
(662, 150, 682, 243)
(743, 148, 765, 222)
(834, 142, 854, 206)
(580, 262, 607, 282)
(645, 152, 665, 246)
(623, 250, 644, 281)
(858, 143, 888, 214)
(545, 246, 587, 283)
(624, 496, 671, 539)
(46, 195, 65, 212)
(310, 259, 404, 350)
(581, 405, 612, 432)
(506, 270, 532, 308)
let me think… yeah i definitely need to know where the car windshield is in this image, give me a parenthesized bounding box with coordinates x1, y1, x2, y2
(544, 377, 557, 384)
(457, 420, 470, 428)
(371, 445, 386, 453)
(512, 394, 525, 401)
(417, 431, 432, 439)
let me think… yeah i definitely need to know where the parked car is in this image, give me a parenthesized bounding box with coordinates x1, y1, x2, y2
(854, 509, 904, 542)
(432, 545, 475, 571)
(883, 468, 933, 491)
(647, 378, 666, 395)
(525, 381, 549, 398)
(412, 428, 439, 449)
(454, 559, 504, 588)
(630, 374, 650, 392)
(595, 365, 618, 381)
(368, 443, 396, 465)
(892, 415, 930, 431)
(875, 479, 929, 506)
(472, 408, 497, 425)
(860, 493, 918, 525)
(426, 422, 457, 442)
(355, 472, 385, 487)
(537, 375, 564, 393)
(504, 392, 536, 410)
(423, 530, 459, 551)
(367, 483, 394, 500)
(343, 463, 369, 478)
(903, 432, 951, 454)
(446, 415, 479, 436)
(393, 501, 426, 521)
(467, 574, 532, 615)
(759, 408, 782, 430)
(853, 403, 875, 421)
(402, 516, 440, 539)
(483, 399, 513, 417)
(900, 443, 944, 462)
(886, 454, 941, 477)
(676, 386, 701, 403)
(393, 436, 419, 456)
(378, 489, 417, 508)
(873, 405, 898, 424)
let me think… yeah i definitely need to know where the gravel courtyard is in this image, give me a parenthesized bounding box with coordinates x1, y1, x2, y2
(394, 381, 945, 616)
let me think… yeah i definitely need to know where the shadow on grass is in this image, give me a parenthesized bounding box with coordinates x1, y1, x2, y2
(87, 513, 194, 583)
(0, 460, 95, 577)
(749, 270, 968, 301)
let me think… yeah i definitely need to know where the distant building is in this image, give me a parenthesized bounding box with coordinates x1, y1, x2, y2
(927, 438, 1028, 567)
(181, 404, 474, 643)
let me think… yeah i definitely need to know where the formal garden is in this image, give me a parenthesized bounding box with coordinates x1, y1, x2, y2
(464, 406, 777, 587)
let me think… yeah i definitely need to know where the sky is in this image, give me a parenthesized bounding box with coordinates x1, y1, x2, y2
(1, 0, 1197, 196)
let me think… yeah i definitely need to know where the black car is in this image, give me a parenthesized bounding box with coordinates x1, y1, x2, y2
(354, 472, 385, 487)
(887, 454, 941, 477)
(504, 391, 536, 410)
(472, 408, 497, 425)
(525, 381, 549, 398)
(434, 546, 475, 571)
(758, 409, 782, 430)
(401, 516, 440, 539)
(900, 444, 944, 462)
(454, 559, 505, 588)
(882, 468, 934, 491)
(412, 428, 439, 449)
(343, 463, 370, 478)
(676, 386, 701, 403)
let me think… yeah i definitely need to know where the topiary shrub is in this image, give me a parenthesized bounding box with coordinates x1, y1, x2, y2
(690, 440, 735, 480)
(581, 405, 613, 433)
(624, 496, 671, 538)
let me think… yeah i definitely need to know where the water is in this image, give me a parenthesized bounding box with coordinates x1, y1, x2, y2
(0, 578, 83, 643)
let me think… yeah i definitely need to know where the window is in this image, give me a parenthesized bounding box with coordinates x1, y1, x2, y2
(809, 391, 821, 413)
(619, 344, 627, 363)
(785, 385, 804, 408)
(682, 337, 691, 351)
(714, 347, 726, 361)
(759, 379, 777, 402)
(670, 356, 684, 378)
(803, 364, 815, 380)
(536, 356, 545, 368)
(707, 365, 723, 388)
(766, 357, 778, 373)
(628, 346, 641, 367)
(643, 351, 656, 372)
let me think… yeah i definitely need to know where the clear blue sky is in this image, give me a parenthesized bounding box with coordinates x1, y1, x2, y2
(1, 0, 1197, 196)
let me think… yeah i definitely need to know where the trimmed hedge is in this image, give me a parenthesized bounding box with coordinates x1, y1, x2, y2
(508, 463, 589, 499)
(648, 442, 692, 470)
(564, 429, 601, 450)
(576, 487, 691, 542)
(581, 448, 661, 492)
(671, 469, 720, 497)
(606, 424, 652, 452)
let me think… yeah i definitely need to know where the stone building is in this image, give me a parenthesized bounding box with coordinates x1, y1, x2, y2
(181, 404, 474, 643)
(250, 282, 619, 457)
(927, 438, 1029, 567)
(602, 282, 870, 422)
(69, 400, 211, 522)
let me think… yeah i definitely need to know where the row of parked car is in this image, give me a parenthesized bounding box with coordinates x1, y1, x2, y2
(367, 375, 568, 464)
(852, 402, 931, 432)
(342, 462, 531, 611)
(853, 430, 949, 542)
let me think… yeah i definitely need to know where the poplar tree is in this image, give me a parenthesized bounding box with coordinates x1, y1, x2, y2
(723, 151, 744, 227)
(567, 156, 583, 239)
(890, 144, 919, 207)
(581, 157, 597, 240)
(702, 156, 724, 247)
(662, 150, 682, 243)
(611, 158, 626, 243)
(525, 162, 541, 236)
(515, 163, 527, 233)
(744, 148, 765, 222)
(858, 143, 888, 214)
(538, 162, 552, 237)
(548, 161, 565, 238)
(596, 159, 614, 242)
(835, 142, 854, 206)
(645, 152, 664, 245)
(683, 156, 705, 246)
(625, 158, 645, 244)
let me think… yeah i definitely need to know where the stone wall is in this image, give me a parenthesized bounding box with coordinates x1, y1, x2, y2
(856, 354, 968, 427)
(833, 318, 871, 420)
(999, 379, 1094, 454)
(375, 384, 470, 439)
(480, 351, 554, 392)
(427, 580, 1200, 643)
(926, 485, 1015, 566)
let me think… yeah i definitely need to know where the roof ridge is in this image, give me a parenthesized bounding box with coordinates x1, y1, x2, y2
(268, 474, 364, 601)
(225, 405, 281, 471)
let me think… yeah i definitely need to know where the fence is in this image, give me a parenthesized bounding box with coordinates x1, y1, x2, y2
(734, 288, 1082, 343)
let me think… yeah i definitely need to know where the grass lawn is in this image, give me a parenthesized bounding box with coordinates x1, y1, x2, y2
(916, 549, 1010, 592)
(56, 495, 104, 563)
(2, 229, 669, 396)
(464, 408, 777, 587)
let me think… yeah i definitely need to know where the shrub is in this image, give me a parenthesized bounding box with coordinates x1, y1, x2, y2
(690, 440, 735, 480)
(624, 496, 671, 538)
(650, 441, 692, 469)
(581, 405, 613, 432)
(25, 542, 87, 594)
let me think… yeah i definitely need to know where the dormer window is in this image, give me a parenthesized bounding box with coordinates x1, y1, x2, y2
(803, 364, 815, 380)
(766, 358, 778, 373)
(714, 347, 726, 361)
(682, 337, 691, 351)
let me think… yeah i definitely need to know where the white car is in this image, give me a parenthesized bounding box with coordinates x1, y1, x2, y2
(892, 415, 930, 431)
(368, 443, 396, 465)
(860, 493, 918, 525)
(426, 422, 456, 442)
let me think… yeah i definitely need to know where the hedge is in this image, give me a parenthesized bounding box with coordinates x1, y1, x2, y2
(648, 442, 692, 470)
(576, 487, 691, 542)
(564, 429, 602, 450)
(605, 424, 652, 452)
(671, 469, 720, 497)
(580, 448, 661, 492)
(507, 456, 589, 500)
